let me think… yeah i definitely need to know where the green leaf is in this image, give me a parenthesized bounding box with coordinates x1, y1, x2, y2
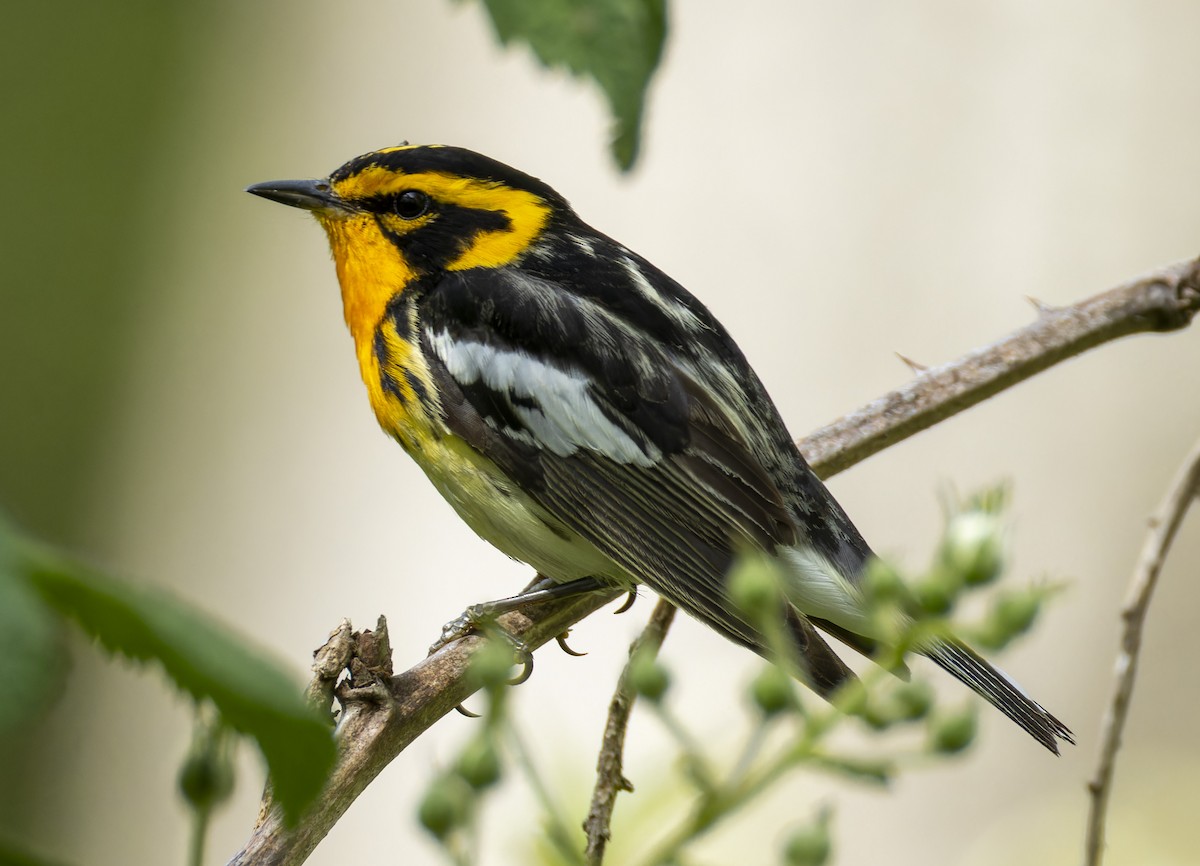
(476, 0, 667, 170)
(0, 547, 64, 733)
(0, 518, 334, 825)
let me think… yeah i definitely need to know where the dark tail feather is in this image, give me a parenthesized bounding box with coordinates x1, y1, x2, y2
(782, 605, 860, 698)
(922, 638, 1074, 754)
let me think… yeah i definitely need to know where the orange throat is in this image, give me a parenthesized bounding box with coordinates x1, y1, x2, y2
(318, 214, 415, 346)
(317, 213, 437, 449)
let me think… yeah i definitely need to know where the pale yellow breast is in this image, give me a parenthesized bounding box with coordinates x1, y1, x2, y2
(409, 433, 621, 586)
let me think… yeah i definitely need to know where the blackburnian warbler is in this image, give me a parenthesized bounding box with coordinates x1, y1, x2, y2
(248, 144, 1071, 753)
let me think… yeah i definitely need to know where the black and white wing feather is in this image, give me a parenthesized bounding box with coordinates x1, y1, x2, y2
(419, 251, 1073, 752)
(420, 263, 857, 695)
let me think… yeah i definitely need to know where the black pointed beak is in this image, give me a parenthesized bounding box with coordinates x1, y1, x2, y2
(245, 178, 343, 212)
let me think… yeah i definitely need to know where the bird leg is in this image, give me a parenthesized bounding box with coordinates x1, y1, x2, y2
(428, 574, 610, 660)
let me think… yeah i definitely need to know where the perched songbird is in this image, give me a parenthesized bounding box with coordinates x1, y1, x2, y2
(248, 144, 1072, 753)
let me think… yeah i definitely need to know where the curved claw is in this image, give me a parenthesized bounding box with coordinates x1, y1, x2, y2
(556, 631, 587, 657)
(613, 590, 638, 615)
(508, 650, 534, 686)
(454, 702, 482, 718)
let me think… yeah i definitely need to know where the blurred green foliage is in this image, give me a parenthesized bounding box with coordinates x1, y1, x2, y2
(0, 0, 668, 539)
(0, 1, 193, 542)
(0, 0, 203, 846)
(0, 517, 336, 828)
(456, 490, 1057, 866)
(0, 1, 671, 858)
(0, 837, 71, 866)
(473, 0, 667, 169)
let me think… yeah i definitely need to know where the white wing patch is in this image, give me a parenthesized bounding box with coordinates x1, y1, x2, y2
(780, 545, 871, 632)
(429, 329, 660, 467)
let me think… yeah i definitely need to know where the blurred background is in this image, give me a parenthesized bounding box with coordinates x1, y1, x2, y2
(3, 1, 1199, 864)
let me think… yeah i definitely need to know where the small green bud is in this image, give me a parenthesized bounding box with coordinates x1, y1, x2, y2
(970, 620, 1007, 652)
(418, 774, 472, 840)
(993, 589, 1039, 637)
(913, 571, 956, 615)
(784, 814, 832, 866)
(861, 681, 932, 728)
(455, 735, 502, 790)
(891, 680, 935, 721)
(929, 705, 978, 754)
(863, 557, 905, 604)
(750, 664, 794, 716)
(861, 703, 894, 731)
(940, 511, 1004, 586)
(727, 554, 783, 621)
(178, 722, 234, 813)
(972, 589, 1042, 650)
(469, 638, 518, 690)
(831, 679, 868, 717)
(630, 650, 670, 702)
(179, 748, 235, 813)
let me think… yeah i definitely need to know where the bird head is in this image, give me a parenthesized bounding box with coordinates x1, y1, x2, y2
(247, 144, 565, 341)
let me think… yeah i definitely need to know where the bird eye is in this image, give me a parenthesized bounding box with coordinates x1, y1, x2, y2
(392, 190, 430, 219)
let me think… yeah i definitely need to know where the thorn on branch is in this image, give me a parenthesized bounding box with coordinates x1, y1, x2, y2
(801, 255, 1200, 478)
(1025, 295, 1059, 317)
(895, 352, 928, 374)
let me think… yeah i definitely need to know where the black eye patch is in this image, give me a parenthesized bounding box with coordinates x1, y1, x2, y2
(362, 189, 433, 219)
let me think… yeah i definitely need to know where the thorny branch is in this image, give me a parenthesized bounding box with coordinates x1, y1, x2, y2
(801, 258, 1200, 476)
(584, 600, 677, 866)
(1083, 438, 1200, 866)
(228, 256, 1199, 866)
(229, 591, 621, 866)
(584, 257, 1200, 861)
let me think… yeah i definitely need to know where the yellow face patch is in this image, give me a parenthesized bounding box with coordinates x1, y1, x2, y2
(317, 213, 415, 347)
(329, 168, 552, 272)
(315, 156, 554, 452)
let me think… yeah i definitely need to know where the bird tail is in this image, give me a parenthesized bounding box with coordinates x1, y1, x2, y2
(921, 637, 1074, 754)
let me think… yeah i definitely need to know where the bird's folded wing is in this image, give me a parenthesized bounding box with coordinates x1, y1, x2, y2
(419, 268, 856, 692)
